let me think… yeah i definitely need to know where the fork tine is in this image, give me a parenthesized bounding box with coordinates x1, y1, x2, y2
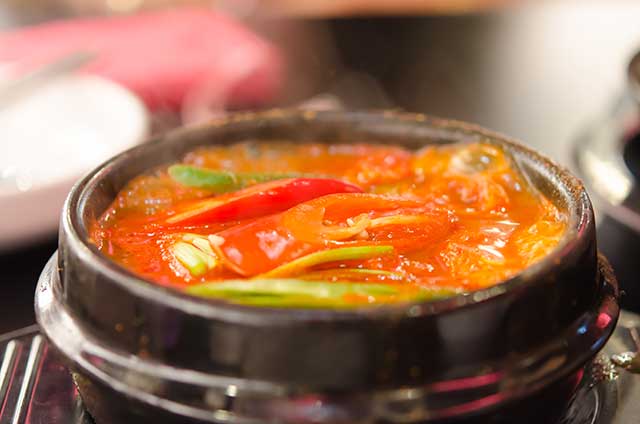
(0, 341, 21, 409)
(8, 335, 44, 424)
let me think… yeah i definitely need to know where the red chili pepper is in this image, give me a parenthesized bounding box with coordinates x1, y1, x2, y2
(165, 178, 362, 226)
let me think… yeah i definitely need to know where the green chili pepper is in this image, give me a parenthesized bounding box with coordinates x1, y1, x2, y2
(168, 165, 305, 193)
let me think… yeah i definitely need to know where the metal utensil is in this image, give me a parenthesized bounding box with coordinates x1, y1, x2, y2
(0, 51, 94, 112)
(0, 325, 92, 424)
(0, 51, 95, 188)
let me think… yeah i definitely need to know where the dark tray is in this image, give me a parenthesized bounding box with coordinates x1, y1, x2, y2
(2, 312, 640, 423)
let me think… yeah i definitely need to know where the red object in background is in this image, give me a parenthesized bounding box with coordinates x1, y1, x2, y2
(0, 8, 284, 112)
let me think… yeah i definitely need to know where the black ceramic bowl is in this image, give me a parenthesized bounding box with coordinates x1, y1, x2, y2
(36, 110, 619, 423)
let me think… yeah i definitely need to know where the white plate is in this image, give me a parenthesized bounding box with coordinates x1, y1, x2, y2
(0, 74, 149, 250)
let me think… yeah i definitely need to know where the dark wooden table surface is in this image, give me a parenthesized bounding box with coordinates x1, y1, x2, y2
(2, 2, 640, 332)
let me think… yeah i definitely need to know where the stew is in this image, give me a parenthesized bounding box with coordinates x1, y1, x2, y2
(90, 142, 566, 307)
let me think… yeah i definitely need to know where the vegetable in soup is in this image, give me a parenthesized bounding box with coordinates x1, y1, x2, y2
(90, 142, 566, 307)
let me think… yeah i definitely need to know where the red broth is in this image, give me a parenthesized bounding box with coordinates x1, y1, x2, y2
(89, 142, 566, 307)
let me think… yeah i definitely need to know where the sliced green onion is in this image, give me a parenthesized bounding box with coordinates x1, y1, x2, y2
(189, 279, 397, 297)
(186, 279, 397, 307)
(300, 268, 404, 281)
(181, 233, 217, 257)
(411, 287, 464, 301)
(168, 165, 305, 193)
(192, 238, 215, 256)
(186, 278, 461, 308)
(181, 233, 204, 242)
(257, 245, 394, 278)
(171, 241, 216, 277)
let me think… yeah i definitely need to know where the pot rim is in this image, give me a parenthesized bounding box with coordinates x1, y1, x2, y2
(61, 109, 593, 323)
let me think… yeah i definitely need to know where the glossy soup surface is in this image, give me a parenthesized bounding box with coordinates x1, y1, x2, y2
(90, 142, 566, 307)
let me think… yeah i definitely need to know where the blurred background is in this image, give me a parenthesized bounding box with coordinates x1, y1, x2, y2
(3, 0, 640, 331)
